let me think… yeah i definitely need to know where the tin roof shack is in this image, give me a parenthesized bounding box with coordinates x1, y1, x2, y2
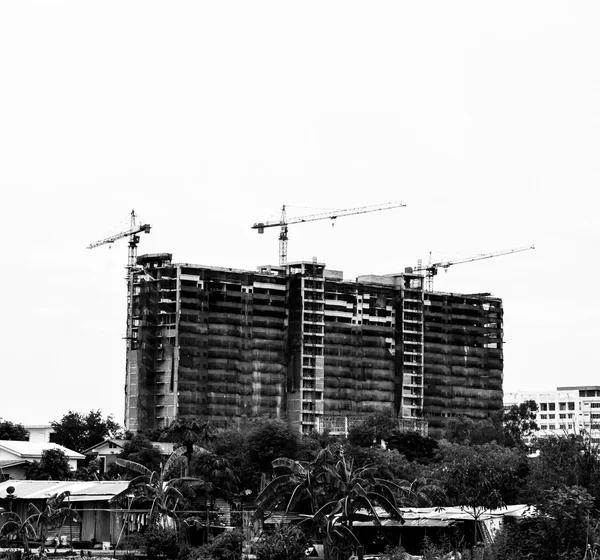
(0, 480, 130, 546)
(0, 442, 85, 480)
(349, 505, 532, 556)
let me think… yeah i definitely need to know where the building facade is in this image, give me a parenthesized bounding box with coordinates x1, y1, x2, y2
(125, 254, 504, 437)
(505, 386, 600, 443)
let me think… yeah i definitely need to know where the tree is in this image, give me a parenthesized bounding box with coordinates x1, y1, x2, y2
(443, 415, 503, 446)
(524, 433, 600, 507)
(121, 434, 164, 472)
(385, 430, 438, 462)
(160, 419, 215, 475)
(0, 419, 28, 441)
(495, 486, 597, 560)
(439, 442, 521, 545)
(347, 408, 398, 447)
(50, 410, 121, 453)
(246, 418, 300, 473)
(502, 400, 538, 448)
(25, 449, 71, 480)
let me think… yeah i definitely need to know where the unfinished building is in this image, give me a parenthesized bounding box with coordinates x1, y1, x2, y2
(125, 254, 503, 437)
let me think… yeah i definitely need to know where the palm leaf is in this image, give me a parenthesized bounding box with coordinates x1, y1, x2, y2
(312, 500, 343, 524)
(47, 491, 71, 508)
(328, 524, 360, 546)
(366, 492, 403, 522)
(163, 447, 188, 474)
(0, 521, 19, 536)
(116, 458, 153, 476)
(272, 458, 307, 476)
(253, 475, 296, 518)
(27, 503, 41, 518)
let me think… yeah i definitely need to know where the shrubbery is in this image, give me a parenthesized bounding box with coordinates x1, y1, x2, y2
(252, 525, 309, 560)
(141, 527, 180, 560)
(181, 530, 243, 560)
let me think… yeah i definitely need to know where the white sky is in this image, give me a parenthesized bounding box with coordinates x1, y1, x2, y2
(1, 2, 598, 426)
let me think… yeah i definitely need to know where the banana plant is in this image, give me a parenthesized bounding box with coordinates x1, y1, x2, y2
(116, 447, 209, 529)
(254, 446, 335, 520)
(26, 492, 81, 555)
(311, 453, 403, 560)
(0, 511, 37, 556)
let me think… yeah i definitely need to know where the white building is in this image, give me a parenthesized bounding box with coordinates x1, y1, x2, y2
(0, 441, 85, 479)
(24, 425, 54, 443)
(504, 385, 600, 443)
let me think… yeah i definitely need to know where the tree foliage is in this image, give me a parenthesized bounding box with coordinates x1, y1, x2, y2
(50, 409, 121, 453)
(502, 399, 539, 448)
(0, 419, 29, 441)
(25, 448, 72, 480)
(347, 407, 398, 447)
(385, 430, 438, 462)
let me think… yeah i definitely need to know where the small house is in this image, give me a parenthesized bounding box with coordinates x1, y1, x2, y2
(0, 441, 84, 480)
(82, 439, 175, 473)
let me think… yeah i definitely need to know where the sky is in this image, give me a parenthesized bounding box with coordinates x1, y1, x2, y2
(1, 2, 599, 426)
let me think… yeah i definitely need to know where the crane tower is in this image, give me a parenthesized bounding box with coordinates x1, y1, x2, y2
(87, 210, 151, 350)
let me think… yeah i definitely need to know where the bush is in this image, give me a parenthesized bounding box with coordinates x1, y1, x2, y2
(253, 525, 309, 560)
(182, 530, 243, 560)
(119, 533, 146, 551)
(380, 546, 410, 560)
(143, 527, 180, 560)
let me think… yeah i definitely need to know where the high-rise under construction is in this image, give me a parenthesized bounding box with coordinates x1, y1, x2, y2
(125, 253, 503, 438)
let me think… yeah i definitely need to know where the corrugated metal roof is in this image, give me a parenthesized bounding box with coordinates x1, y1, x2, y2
(0, 480, 130, 502)
(0, 441, 84, 459)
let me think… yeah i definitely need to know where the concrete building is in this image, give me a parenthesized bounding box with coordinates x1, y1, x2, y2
(505, 386, 600, 443)
(125, 254, 504, 438)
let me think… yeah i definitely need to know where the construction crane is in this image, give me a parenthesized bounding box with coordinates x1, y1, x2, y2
(252, 201, 406, 265)
(87, 210, 151, 346)
(408, 245, 535, 291)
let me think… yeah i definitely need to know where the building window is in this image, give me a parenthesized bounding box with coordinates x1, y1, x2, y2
(568, 402, 575, 411)
(541, 425, 548, 430)
(559, 414, 566, 419)
(540, 414, 547, 420)
(559, 403, 566, 411)
(540, 403, 548, 411)
(549, 403, 556, 411)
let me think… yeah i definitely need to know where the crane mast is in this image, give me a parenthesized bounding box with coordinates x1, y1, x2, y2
(409, 245, 535, 291)
(253, 201, 406, 265)
(87, 210, 152, 350)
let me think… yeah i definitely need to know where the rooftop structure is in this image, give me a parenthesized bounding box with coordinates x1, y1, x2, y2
(125, 254, 504, 437)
